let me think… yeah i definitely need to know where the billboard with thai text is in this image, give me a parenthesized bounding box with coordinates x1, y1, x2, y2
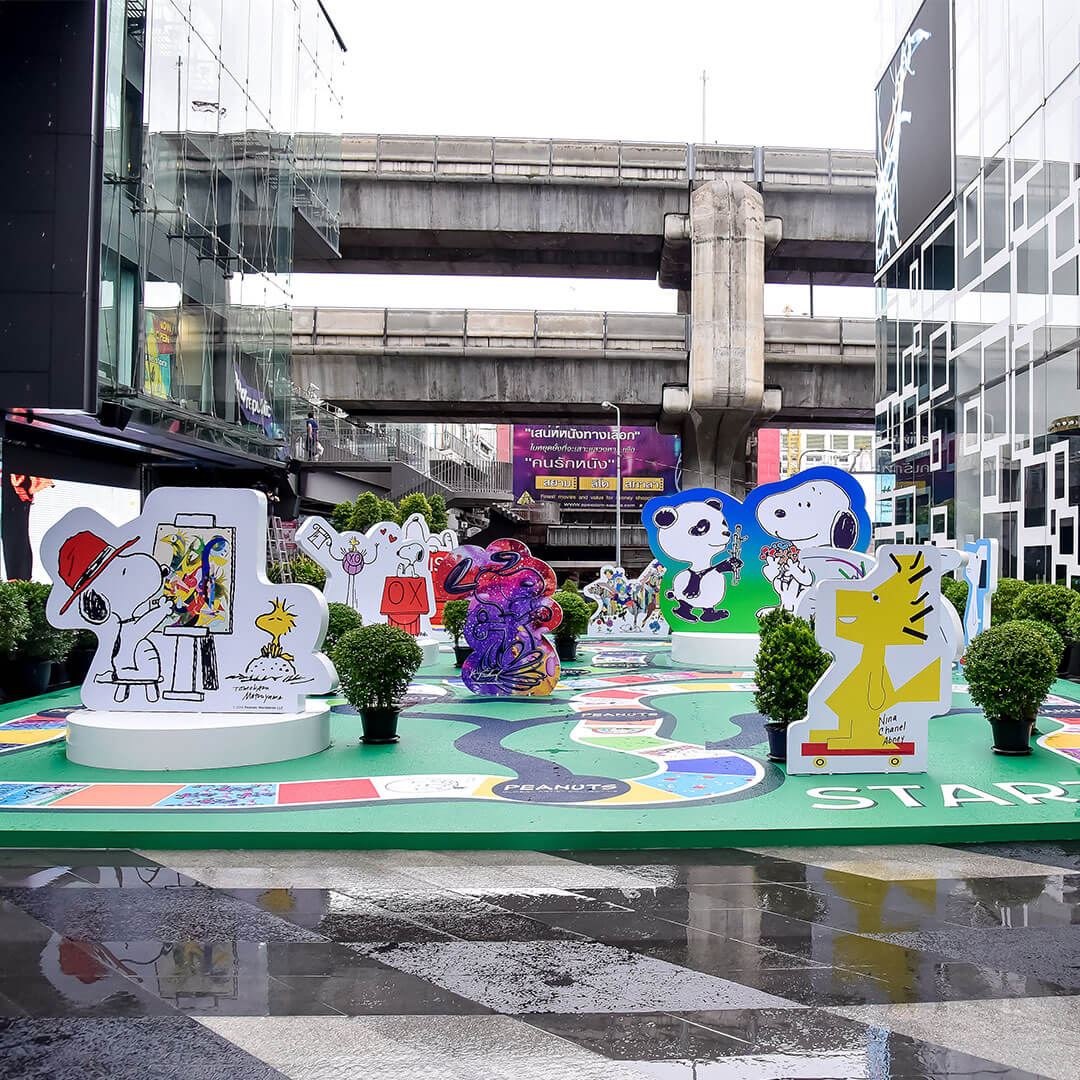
(512, 424, 680, 511)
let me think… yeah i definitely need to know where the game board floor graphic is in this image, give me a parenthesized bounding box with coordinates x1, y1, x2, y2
(3, 645, 1080, 849)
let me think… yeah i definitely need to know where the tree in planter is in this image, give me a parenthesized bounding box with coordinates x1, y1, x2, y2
(941, 576, 969, 621)
(330, 499, 355, 533)
(331, 624, 423, 743)
(442, 598, 471, 667)
(756, 607, 799, 640)
(8, 581, 76, 696)
(753, 618, 830, 762)
(348, 492, 382, 534)
(0, 581, 31, 660)
(398, 493, 434, 531)
(551, 590, 592, 660)
(991, 578, 1029, 623)
(428, 493, 449, 533)
(964, 622, 1058, 754)
(1011, 582, 1080, 642)
(1008, 618, 1065, 669)
(324, 602, 362, 655)
(268, 554, 327, 589)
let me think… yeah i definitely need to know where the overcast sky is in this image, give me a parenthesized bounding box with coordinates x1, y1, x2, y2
(294, 0, 890, 315)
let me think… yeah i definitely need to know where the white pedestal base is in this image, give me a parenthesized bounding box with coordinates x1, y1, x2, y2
(671, 632, 760, 670)
(66, 701, 331, 771)
(417, 636, 441, 668)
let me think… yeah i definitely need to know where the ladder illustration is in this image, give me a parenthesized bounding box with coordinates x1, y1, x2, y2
(267, 516, 293, 582)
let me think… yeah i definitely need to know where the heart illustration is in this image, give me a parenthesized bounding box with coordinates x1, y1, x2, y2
(389, 535, 398, 542)
(379, 528, 387, 535)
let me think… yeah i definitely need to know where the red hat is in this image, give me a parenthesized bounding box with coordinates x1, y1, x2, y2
(57, 530, 140, 614)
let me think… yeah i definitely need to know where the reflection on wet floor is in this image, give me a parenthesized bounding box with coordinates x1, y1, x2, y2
(0, 843, 1079, 1077)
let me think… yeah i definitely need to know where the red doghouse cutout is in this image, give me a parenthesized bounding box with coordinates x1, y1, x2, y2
(381, 576, 430, 636)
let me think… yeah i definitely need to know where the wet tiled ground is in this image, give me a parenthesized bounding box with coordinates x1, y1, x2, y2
(0, 843, 1079, 1077)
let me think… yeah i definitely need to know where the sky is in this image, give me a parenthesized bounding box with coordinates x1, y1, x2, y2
(293, 0, 892, 316)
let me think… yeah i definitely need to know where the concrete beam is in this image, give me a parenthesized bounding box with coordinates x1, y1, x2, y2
(291, 307, 874, 426)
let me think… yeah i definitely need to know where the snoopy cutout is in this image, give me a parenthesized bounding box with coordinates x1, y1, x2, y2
(754, 472, 863, 615)
(42, 488, 334, 714)
(297, 512, 456, 635)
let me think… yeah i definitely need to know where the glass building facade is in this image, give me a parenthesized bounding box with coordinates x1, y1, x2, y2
(97, 0, 344, 463)
(875, 0, 1080, 582)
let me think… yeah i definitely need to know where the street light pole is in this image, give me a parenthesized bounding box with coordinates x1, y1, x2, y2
(602, 400, 622, 569)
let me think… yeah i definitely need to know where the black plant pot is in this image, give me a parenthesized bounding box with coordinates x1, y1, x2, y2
(990, 715, 1035, 755)
(13, 660, 53, 700)
(1059, 644, 1072, 676)
(556, 637, 579, 662)
(1069, 644, 1080, 679)
(360, 707, 400, 744)
(454, 645, 473, 668)
(765, 721, 788, 762)
(66, 647, 95, 685)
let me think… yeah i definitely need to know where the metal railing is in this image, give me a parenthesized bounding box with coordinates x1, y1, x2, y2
(547, 525, 650, 548)
(339, 134, 875, 189)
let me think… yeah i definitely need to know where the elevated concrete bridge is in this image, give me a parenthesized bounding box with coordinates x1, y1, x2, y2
(292, 308, 874, 426)
(301, 135, 875, 287)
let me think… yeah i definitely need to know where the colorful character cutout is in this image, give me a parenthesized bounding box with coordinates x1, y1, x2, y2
(42, 488, 334, 714)
(961, 538, 999, 647)
(441, 539, 561, 696)
(583, 562, 666, 637)
(643, 467, 870, 635)
(296, 513, 457, 636)
(786, 544, 957, 774)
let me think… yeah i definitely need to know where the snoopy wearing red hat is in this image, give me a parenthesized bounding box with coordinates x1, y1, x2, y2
(56, 531, 172, 703)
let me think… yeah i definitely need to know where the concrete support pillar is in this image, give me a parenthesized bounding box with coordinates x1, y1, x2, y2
(660, 178, 766, 499)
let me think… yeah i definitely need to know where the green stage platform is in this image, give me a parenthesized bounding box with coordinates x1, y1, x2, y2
(2, 640, 1080, 850)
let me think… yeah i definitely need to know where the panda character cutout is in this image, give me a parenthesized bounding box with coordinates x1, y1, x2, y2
(650, 498, 743, 622)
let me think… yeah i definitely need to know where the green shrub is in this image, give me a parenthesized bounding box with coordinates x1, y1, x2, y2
(428, 493, 449, 532)
(552, 590, 592, 642)
(442, 598, 470, 645)
(941, 576, 969, 620)
(757, 607, 800, 640)
(348, 492, 382, 534)
(991, 578, 1029, 623)
(324, 602, 362, 655)
(753, 618, 830, 727)
(561, 578, 579, 593)
(330, 500, 354, 533)
(376, 498, 401, 526)
(398, 493, 434, 530)
(0, 582, 30, 658)
(331, 624, 423, 710)
(8, 581, 76, 663)
(1067, 604, 1080, 645)
(268, 554, 327, 589)
(1011, 582, 1080, 640)
(964, 622, 1057, 721)
(1009, 618, 1065, 668)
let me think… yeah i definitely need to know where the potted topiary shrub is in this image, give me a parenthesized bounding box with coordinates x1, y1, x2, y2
(323, 602, 362, 655)
(0, 581, 31, 700)
(9, 581, 76, 699)
(964, 622, 1058, 754)
(941, 576, 969, 622)
(331, 623, 423, 744)
(753, 617, 830, 762)
(1012, 582, 1080, 673)
(757, 607, 799, 640)
(1008, 618, 1065, 669)
(443, 598, 472, 667)
(551, 589, 591, 661)
(991, 578, 1029, 623)
(1067, 605, 1080, 679)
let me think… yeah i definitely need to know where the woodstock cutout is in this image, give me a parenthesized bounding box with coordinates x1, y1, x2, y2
(42, 488, 334, 714)
(296, 513, 457, 634)
(786, 544, 956, 774)
(583, 562, 666, 637)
